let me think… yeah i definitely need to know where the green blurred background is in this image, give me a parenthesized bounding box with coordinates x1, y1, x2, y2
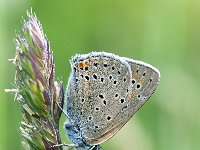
(1, 0, 200, 150)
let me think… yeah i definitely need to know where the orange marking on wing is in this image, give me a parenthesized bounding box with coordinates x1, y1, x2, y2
(131, 89, 136, 98)
(132, 73, 144, 83)
(78, 60, 90, 68)
(78, 62, 84, 68)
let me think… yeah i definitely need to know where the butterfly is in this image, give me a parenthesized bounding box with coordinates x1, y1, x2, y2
(64, 52, 160, 150)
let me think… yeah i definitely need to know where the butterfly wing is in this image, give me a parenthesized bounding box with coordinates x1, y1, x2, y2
(66, 52, 160, 146)
(66, 52, 134, 145)
(89, 57, 160, 145)
(123, 58, 160, 112)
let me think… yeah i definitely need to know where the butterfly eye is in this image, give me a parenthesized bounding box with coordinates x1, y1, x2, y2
(64, 121, 73, 130)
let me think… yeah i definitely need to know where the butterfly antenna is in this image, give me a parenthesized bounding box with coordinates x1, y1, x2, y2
(55, 101, 70, 118)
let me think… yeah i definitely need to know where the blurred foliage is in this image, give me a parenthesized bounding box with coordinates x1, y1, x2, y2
(1, 0, 200, 150)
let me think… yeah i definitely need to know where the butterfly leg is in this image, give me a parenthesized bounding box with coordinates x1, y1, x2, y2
(51, 143, 77, 150)
(89, 145, 104, 150)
